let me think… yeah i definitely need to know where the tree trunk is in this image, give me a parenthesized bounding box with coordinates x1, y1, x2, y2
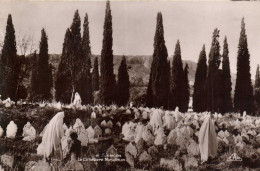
(71, 84, 75, 104)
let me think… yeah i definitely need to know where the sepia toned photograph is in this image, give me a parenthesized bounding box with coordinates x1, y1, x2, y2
(0, 0, 260, 170)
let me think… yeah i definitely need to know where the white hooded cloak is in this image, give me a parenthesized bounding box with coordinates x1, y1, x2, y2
(37, 112, 65, 158)
(199, 113, 218, 162)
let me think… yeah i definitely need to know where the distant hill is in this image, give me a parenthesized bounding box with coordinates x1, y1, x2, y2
(49, 54, 237, 101)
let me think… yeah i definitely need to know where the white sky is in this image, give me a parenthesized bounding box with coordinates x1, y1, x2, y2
(0, 1, 260, 77)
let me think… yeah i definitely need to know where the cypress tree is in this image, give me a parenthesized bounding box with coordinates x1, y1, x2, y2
(55, 29, 73, 103)
(169, 40, 183, 111)
(80, 13, 92, 104)
(92, 57, 100, 91)
(1, 14, 18, 100)
(70, 10, 82, 103)
(255, 65, 260, 88)
(222, 36, 233, 113)
(193, 45, 207, 112)
(56, 10, 84, 104)
(100, 1, 116, 105)
(37, 28, 53, 101)
(146, 12, 169, 109)
(234, 18, 254, 114)
(181, 64, 190, 112)
(205, 29, 221, 112)
(117, 56, 130, 106)
(254, 65, 260, 112)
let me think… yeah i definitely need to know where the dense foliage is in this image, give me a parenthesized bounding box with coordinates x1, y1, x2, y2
(234, 18, 254, 114)
(100, 1, 116, 105)
(0, 14, 19, 101)
(193, 45, 207, 112)
(222, 37, 233, 113)
(205, 29, 222, 113)
(78, 13, 93, 104)
(92, 57, 100, 92)
(117, 56, 130, 106)
(146, 12, 170, 109)
(169, 40, 184, 111)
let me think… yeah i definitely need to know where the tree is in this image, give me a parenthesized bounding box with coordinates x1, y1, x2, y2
(255, 65, 260, 88)
(79, 13, 93, 104)
(17, 32, 35, 56)
(117, 56, 130, 106)
(16, 55, 30, 100)
(234, 18, 254, 114)
(29, 51, 39, 101)
(0, 31, 4, 50)
(255, 65, 260, 112)
(92, 57, 100, 91)
(69, 10, 83, 103)
(169, 40, 183, 111)
(100, 1, 116, 105)
(146, 12, 170, 109)
(222, 36, 233, 113)
(55, 29, 73, 103)
(55, 10, 85, 104)
(37, 28, 53, 101)
(0, 14, 19, 100)
(205, 29, 222, 112)
(181, 64, 190, 112)
(193, 45, 207, 112)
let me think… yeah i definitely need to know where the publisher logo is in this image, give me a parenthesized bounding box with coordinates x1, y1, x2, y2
(227, 153, 242, 162)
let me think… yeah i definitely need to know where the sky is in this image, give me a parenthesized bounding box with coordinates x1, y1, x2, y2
(0, 1, 260, 77)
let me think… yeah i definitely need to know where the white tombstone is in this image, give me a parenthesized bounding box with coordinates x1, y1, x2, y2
(86, 126, 98, 143)
(54, 102, 62, 110)
(154, 127, 166, 146)
(94, 125, 102, 138)
(91, 112, 96, 119)
(22, 122, 36, 141)
(122, 122, 136, 142)
(164, 111, 176, 130)
(86, 126, 95, 140)
(107, 120, 113, 128)
(73, 118, 85, 134)
(78, 129, 89, 146)
(6, 121, 17, 138)
(100, 120, 107, 128)
(149, 109, 163, 135)
(3, 98, 12, 108)
(134, 122, 144, 143)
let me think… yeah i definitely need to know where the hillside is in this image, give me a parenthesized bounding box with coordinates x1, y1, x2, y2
(49, 54, 236, 102)
(50, 54, 197, 86)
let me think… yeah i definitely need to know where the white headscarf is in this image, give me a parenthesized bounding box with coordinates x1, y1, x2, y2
(37, 111, 65, 158)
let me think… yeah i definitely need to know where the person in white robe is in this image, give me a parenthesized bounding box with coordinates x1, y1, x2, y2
(199, 113, 218, 162)
(73, 92, 82, 108)
(37, 111, 65, 159)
